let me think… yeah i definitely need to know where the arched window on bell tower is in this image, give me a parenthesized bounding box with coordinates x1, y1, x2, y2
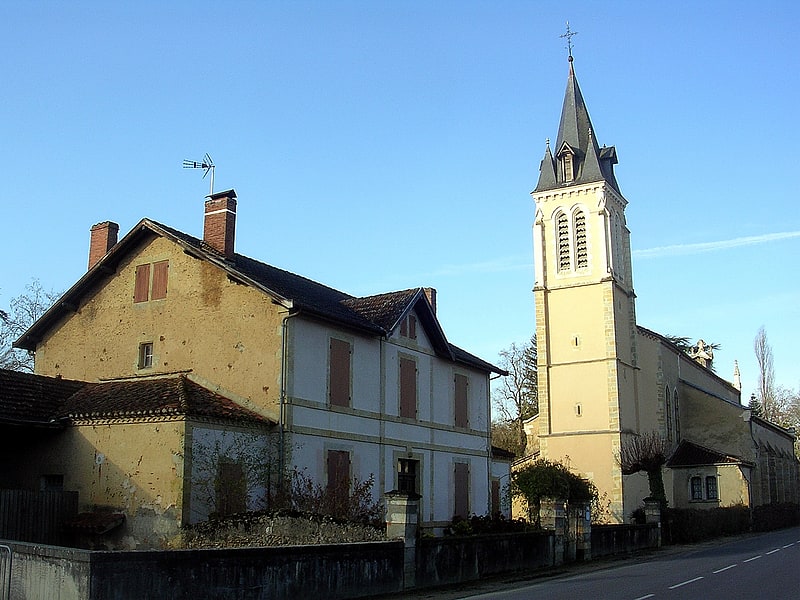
(573, 209, 588, 269)
(556, 211, 571, 272)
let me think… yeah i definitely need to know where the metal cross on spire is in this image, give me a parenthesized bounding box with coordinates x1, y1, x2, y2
(561, 21, 578, 61)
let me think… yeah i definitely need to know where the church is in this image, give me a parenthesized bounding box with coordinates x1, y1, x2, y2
(523, 54, 799, 522)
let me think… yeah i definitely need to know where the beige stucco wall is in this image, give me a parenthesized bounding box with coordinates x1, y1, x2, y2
(25, 419, 187, 549)
(33, 234, 285, 420)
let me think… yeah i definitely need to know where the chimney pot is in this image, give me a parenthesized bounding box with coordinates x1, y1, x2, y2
(88, 221, 119, 269)
(204, 189, 237, 258)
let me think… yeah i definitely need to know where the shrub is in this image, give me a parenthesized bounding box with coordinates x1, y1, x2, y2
(663, 505, 750, 544)
(752, 503, 800, 531)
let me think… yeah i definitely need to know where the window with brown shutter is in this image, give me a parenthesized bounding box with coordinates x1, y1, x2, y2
(151, 260, 169, 300)
(329, 338, 351, 407)
(134, 263, 151, 303)
(399, 357, 417, 419)
(454, 462, 469, 519)
(491, 479, 501, 515)
(454, 373, 468, 428)
(216, 459, 247, 516)
(327, 450, 350, 506)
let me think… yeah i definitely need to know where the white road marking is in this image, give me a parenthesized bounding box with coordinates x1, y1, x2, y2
(633, 595, 654, 600)
(783, 543, 795, 548)
(766, 548, 781, 555)
(712, 564, 737, 573)
(743, 555, 762, 562)
(669, 576, 704, 589)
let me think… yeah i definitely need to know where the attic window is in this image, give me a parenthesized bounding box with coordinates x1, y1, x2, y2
(134, 260, 169, 303)
(400, 314, 417, 340)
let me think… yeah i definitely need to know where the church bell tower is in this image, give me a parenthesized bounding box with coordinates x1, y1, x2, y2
(531, 55, 640, 520)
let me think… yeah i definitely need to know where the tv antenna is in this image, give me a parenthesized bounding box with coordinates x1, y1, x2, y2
(182, 153, 215, 195)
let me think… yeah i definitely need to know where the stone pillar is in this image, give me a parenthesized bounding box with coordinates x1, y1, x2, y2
(539, 497, 567, 566)
(385, 491, 420, 589)
(573, 502, 592, 561)
(644, 499, 662, 548)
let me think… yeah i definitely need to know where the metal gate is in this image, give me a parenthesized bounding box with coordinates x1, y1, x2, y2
(0, 544, 11, 600)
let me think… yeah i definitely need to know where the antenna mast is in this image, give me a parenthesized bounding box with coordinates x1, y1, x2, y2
(182, 153, 215, 195)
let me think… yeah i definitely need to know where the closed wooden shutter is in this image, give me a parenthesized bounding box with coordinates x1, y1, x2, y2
(329, 338, 351, 407)
(151, 260, 169, 300)
(134, 264, 150, 303)
(454, 462, 469, 519)
(454, 374, 468, 428)
(491, 479, 501, 515)
(327, 450, 350, 507)
(399, 357, 416, 419)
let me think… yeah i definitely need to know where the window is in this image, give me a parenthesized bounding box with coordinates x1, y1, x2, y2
(574, 210, 588, 269)
(40, 474, 64, 492)
(454, 462, 469, 519)
(134, 260, 169, 303)
(399, 357, 417, 419)
(398, 458, 418, 494)
(400, 314, 417, 339)
(665, 386, 673, 441)
(691, 476, 703, 500)
(556, 212, 571, 272)
(216, 459, 247, 516)
(329, 338, 351, 407)
(674, 392, 681, 441)
(705, 476, 718, 500)
(454, 373, 469, 428)
(562, 152, 574, 182)
(139, 342, 153, 369)
(327, 449, 350, 505)
(491, 479, 501, 516)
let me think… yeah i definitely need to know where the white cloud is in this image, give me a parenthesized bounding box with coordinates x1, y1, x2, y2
(633, 232, 800, 259)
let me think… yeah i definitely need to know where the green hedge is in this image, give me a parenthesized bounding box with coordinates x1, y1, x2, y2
(663, 503, 800, 544)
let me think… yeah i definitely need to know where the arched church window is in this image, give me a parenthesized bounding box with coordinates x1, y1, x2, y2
(665, 385, 673, 441)
(574, 210, 588, 269)
(674, 391, 681, 441)
(556, 211, 571, 272)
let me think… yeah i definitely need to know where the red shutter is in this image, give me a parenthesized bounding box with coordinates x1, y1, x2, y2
(454, 374, 468, 428)
(399, 357, 417, 418)
(134, 264, 150, 303)
(151, 260, 169, 300)
(454, 462, 469, 519)
(329, 338, 351, 407)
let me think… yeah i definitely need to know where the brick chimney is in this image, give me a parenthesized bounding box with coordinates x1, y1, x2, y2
(88, 221, 119, 269)
(203, 189, 237, 258)
(424, 287, 437, 315)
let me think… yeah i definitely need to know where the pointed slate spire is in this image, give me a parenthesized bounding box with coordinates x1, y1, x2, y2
(535, 59, 620, 193)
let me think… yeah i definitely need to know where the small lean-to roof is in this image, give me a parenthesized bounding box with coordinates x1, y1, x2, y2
(0, 369, 85, 426)
(0, 368, 273, 427)
(59, 375, 273, 425)
(16, 219, 503, 374)
(666, 440, 751, 468)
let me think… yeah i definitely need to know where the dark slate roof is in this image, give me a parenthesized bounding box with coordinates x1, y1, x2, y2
(666, 440, 748, 468)
(0, 368, 273, 427)
(0, 369, 85, 426)
(17, 218, 503, 375)
(535, 61, 620, 194)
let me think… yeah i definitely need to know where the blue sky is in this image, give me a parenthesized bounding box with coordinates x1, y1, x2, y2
(2, 1, 798, 399)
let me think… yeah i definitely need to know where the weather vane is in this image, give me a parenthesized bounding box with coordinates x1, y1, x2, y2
(560, 21, 578, 61)
(183, 153, 215, 195)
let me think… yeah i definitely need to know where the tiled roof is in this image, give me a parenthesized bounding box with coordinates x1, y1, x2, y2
(0, 369, 85, 425)
(60, 375, 273, 425)
(0, 369, 273, 427)
(666, 440, 746, 468)
(343, 289, 419, 331)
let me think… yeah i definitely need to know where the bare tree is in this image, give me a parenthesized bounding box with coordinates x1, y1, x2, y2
(492, 335, 537, 456)
(618, 430, 670, 509)
(753, 326, 777, 420)
(0, 279, 59, 372)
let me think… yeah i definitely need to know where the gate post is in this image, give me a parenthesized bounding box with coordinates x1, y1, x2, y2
(385, 491, 420, 589)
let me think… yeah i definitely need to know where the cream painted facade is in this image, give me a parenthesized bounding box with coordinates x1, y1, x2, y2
(526, 59, 798, 522)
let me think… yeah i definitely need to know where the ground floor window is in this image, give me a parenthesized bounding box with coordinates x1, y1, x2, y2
(398, 458, 418, 494)
(705, 475, 718, 500)
(690, 476, 703, 500)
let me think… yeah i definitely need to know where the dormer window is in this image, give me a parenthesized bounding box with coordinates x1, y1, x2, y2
(562, 152, 574, 182)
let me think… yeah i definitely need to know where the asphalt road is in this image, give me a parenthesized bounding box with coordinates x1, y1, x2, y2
(385, 526, 800, 600)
